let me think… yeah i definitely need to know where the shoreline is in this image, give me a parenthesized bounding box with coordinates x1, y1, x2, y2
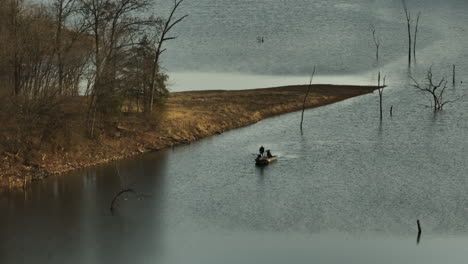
(0, 84, 377, 189)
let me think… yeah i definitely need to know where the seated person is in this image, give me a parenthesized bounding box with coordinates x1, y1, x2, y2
(266, 150, 273, 158)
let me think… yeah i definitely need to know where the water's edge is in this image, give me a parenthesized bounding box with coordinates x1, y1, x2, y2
(0, 84, 377, 189)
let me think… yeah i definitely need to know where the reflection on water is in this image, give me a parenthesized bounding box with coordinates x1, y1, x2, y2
(2, 0, 468, 263)
(4, 79, 467, 263)
(160, 232, 468, 264)
(0, 152, 168, 264)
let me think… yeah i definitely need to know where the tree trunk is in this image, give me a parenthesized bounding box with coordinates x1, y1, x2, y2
(413, 12, 420, 62)
(300, 67, 316, 135)
(407, 22, 412, 65)
(55, 4, 64, 95)
(378, 72, 382, 120)
(148, 55, 159, 113)
(452, 64, 455, 86)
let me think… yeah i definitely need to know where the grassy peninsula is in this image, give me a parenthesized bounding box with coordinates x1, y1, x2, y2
(0, 84, 377, 188)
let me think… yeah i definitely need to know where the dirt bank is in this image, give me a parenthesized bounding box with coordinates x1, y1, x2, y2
(0, 84, 377, 188)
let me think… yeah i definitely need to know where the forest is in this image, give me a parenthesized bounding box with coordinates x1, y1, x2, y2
(0, 0, 185, 169)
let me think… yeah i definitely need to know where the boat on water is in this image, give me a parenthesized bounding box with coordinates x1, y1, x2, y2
(255, 156, 277, 166)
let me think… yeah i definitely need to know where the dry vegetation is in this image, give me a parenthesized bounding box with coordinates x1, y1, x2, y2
(0, 84, 377, 188)
(166, 85, 378, 137)
(0, 0, 377, 188)
(0, 0, 185, 187)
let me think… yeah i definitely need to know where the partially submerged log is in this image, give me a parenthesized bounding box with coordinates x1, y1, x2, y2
(110, 188, 137, 214)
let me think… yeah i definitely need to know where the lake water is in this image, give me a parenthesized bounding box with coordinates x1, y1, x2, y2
(2, 0, 468, 263)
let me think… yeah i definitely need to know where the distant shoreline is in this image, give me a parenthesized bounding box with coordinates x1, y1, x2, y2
(0, 84, 377, 189)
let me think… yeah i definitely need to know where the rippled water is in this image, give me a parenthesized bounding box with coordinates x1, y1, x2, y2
(2, 0, 468, 263)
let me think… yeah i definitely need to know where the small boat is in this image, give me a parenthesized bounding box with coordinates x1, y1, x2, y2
(255, 156, 277, 166)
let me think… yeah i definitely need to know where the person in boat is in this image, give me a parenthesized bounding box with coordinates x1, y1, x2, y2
(255, 154, 262, 162)
(259, 146, 265, 156)
(266, 150, 273, 158)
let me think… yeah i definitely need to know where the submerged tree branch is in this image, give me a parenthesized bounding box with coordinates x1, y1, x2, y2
(411, 67, 453, 111)
(413, 12, 421, 61)
(370, 24, 381, 63)
(110, 188, 137, 214)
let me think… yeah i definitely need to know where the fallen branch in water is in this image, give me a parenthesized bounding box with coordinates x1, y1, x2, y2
(110, 188, 137, 214)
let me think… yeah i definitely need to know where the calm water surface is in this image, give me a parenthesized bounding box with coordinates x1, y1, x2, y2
(2, 0, 468, 263)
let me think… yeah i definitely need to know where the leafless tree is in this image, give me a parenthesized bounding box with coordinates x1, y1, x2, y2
(78, 0, 153, 136)
(411, 67, 452, 111)
(147, 0, 187, 113)
(49, 0, 91, 96)
(377, 72, 386, 120)
(0, 0, 89, 98)
(0, 0, 185, 159)
(1, 0, 28, 96)
(370, 24, 381, 63)
(452, 64, 456, 86)
(300, 66, 316, 135)
(402, 0, 421, 65)
(402, 0, 412, 65)
(0, 0, 88, 157)
(413, 12, 421, 61)
(51, 0, 76, 95)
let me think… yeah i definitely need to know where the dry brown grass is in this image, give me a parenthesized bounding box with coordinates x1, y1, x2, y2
(163, 84, 376, 136)
(0, 84, 376, 188)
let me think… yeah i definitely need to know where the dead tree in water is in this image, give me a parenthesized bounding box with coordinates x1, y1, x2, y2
(402, 0, 412, 65)
(413, 12, 421, 61)
(377, 72, 386, 120)
(417, 219, 422, 244)
(370, 25, 381, 63)
(402, 1, 421, 64)
(300, 67, 316, 135)
(411, 67, 453, 111)
(452, 64, 456, 86)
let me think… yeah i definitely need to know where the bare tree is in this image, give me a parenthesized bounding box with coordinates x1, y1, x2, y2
(1, 2, 65, 100)
(402, 0, 421, 65)
(300, 66, 316, 135)
(0, 0, 91, 157)
(78, 0, 152, 136)
(370, 24, 381, 63)
(452, 64, 456, 86)
(147, 0, 187, 113)
(413, 12, 421, 61)
(411, 67, 452, 111)
(402, 0, 412, 65)
(50, 0, 91, 96)
(0, 0, 185, 161)
(377, 72, 386, 120)
(51, 0, 76, 95)
(2, 0, 27, 96)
